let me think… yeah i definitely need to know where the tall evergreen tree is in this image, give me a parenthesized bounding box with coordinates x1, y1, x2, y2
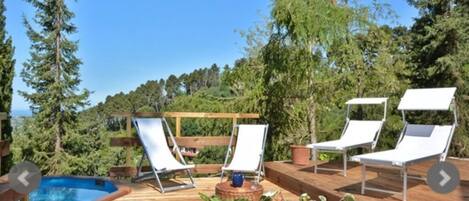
(408, 0, 469, 156)
(20, 0, 89, 174)
(0, 0, 15, 174)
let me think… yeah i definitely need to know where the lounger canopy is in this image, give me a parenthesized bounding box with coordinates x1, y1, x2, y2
(352, 87, 458, 201)
(133, 118, 195, 193)
(221, 124, 269, 183)
(398, 87, 456, 110)
(346, 97, 388, 105)
(308, 97, 387, 176)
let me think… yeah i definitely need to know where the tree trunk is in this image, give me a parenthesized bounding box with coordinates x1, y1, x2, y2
(308, 97, 317, 144)
(54, 0, 63, 153)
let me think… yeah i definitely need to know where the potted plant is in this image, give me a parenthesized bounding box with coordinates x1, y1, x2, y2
(290, 143, 310, 166)
(286, 106, 312, 166)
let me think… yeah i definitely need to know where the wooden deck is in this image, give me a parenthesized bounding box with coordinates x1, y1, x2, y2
(115, 177, 298, 201)
(265, 158, 469, 201)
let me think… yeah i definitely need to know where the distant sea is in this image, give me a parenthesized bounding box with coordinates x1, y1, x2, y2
(11, 109, 32, 117)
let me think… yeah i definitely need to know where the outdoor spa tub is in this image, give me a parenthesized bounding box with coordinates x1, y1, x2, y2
(28, 176, 130, 201)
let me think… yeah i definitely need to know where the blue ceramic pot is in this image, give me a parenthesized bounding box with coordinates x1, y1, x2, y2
(231, 172, 244, 187)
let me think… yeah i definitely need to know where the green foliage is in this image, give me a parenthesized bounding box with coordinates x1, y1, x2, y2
(407, 0, 469, 157)
(198, 193, 249, 201)
(11, 0, 469, 177)
(0, 0, 15, 174)
(193, 146, 228, 164)
(18, 0, 90, 175)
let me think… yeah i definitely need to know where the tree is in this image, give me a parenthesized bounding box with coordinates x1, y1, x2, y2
(261, 0, 356, 160)
(407, 0, 469, 156)
(20, 0, 89, 174)
(0, 0, 15, 174)
(165, 74, 181, 100)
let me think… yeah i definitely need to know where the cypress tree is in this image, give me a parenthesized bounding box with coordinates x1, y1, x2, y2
(20, 0, 89, 174)
(0, 0, 15, 174)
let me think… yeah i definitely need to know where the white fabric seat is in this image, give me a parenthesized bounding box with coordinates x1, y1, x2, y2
(308, 120, 383, 150)
(221, 124, 268, 182)
(133, 118, 195, 193)
(307, 98, 387, 176)
(352, 125, 453, 166)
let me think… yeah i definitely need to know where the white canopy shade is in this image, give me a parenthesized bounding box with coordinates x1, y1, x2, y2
(346, 97, 388, 105)
(398, 87, 456, 111)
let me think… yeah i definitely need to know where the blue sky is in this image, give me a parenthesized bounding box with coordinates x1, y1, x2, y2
(4, 0, 418, 112)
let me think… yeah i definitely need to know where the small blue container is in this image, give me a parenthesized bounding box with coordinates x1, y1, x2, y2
(231, 172, 244, 187)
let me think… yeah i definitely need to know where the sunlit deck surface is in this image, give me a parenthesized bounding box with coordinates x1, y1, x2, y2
(112, 158, 469, 201)
(115, 177, 298, 201)
(265, 158, 469, 201)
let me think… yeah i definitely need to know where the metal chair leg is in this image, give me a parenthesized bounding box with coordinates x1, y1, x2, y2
(343, 151, 347, 176)
(313, 149, 317, 174)
(187, 169, 196, 187)
(403, 167, 408, 201)
(220, 170, 225, 183)
(154, 170, 165, 194)
(361, 165, 366, 194)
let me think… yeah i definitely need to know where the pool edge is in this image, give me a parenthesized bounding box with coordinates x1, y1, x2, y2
(97, 180, 132, 201)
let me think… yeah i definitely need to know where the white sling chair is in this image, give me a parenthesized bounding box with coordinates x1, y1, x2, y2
(352, 87, 458, 201)
(220, 124, 269, 183)
(132, 118, 195, 193)
(307, 97, 387, 176)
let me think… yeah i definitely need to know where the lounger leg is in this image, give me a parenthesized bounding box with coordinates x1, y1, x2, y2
(154, 170, 165, 194)
(136, 154, 145, 178)
(403, 167, 407, 201)
(262, 162, 266, 177)
(361, 165, 366, 194)
(220, 170, 225, 183)
(313, 149, 317, 174)
(343, 151, 347, 176)
(256, 170, 261, 184)
(187, 169, 196, 187)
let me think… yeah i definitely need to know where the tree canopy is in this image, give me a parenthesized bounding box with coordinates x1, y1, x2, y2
(10, 0, 469, 176)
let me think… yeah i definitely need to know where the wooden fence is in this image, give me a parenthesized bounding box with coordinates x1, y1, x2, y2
(108, 112, 260, 178)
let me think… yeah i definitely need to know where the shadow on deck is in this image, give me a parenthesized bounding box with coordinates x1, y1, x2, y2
(265, 158, 469, 201)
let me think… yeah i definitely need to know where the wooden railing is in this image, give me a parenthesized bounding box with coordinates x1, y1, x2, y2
(0, 112, 9, 173)
(109, 112, 260, 178)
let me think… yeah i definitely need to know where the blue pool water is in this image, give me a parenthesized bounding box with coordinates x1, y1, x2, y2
(29, 176, 118, 201)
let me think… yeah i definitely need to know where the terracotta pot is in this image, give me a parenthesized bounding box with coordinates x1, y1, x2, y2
(290, 145, 310, 166)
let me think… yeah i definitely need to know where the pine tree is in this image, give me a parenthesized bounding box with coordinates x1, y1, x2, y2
(20, 0, 89, 174)
(408, 0, 469, 157)
(0, 0, 15, 174)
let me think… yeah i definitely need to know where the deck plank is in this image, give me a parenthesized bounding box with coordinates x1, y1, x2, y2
(265, 158, 469, 201)
(115, 177, 298, 201)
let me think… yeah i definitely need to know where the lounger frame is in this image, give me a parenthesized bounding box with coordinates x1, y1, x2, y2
(133, 117, 196, 193)
(220, 124, 269, 184)
(312, 98, 387, 176)
(358, 88, 458, 201)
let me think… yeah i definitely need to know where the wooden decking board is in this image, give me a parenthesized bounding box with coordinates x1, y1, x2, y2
(115, 177, 298, 201)
(264, 159, 469, 201)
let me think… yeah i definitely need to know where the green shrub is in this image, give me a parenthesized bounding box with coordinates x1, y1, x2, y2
(194, 146, 228, 164)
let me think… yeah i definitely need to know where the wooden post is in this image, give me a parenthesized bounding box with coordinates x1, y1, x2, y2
(175, 117, 181, 137)
(126, 114, 132, 166)
(232, 117, 238, 152)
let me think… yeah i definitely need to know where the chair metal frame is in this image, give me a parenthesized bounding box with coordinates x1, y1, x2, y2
(220, 124, 269, 184)
(133, 117, 196, 193)
(358, 90, 458, 201)
(312, 98, 387, 176)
